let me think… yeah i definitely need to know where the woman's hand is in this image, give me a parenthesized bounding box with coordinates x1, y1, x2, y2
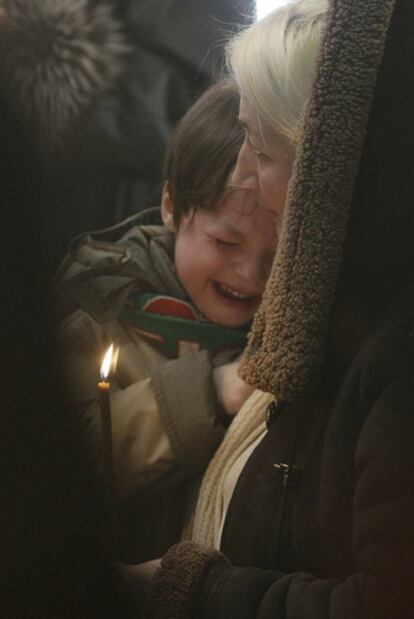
(213, 359, 254, 416)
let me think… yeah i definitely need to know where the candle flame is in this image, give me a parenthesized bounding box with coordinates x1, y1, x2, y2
(100, 343, 118, 381)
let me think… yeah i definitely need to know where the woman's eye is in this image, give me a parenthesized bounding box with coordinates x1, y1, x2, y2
(254, 147, 270, 162)
(247, 136, 269, 161)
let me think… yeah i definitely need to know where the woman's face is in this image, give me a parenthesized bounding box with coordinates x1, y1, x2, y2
(232, 94, 295, 236)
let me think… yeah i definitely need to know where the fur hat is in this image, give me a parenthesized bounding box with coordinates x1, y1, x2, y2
(0, 0, 126, 150)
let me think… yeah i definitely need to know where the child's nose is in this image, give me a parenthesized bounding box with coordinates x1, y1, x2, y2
(234, 254, 270, 287)
(231, 140, 257, 189)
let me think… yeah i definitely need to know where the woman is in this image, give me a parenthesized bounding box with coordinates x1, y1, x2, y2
(130, 0, 414, 617)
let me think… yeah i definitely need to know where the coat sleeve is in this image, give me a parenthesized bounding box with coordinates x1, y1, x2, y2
(144, 369, 414, 619)
(56, 308, 226, 499)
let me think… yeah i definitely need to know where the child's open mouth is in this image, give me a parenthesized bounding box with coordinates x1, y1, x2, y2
(213, 281, 260, 305)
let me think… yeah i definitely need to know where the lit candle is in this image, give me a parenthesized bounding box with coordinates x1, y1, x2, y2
(98, 343, 118, 555)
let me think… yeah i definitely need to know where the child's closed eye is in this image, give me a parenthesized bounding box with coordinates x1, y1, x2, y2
(215, 238, 238, 247)
(208, 234, 238, 248)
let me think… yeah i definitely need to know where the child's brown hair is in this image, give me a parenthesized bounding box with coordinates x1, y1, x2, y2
(164, 78, 243, 228)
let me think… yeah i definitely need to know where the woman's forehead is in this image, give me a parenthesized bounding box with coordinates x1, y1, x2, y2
(240, 94, 293, 154)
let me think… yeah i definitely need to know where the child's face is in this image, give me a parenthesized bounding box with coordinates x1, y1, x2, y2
(168, 190, 279, 327)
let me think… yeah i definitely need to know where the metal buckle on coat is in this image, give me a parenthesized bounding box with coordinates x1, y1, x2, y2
(273, 462, 303, 487)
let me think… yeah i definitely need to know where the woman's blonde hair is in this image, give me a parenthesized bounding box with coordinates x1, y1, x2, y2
(227, 0, 328, 143)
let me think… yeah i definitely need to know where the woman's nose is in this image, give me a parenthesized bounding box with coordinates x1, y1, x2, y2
(231, 140, 257, 189)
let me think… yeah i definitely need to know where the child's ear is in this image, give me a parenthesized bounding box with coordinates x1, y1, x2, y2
(161, 181, 175, 232)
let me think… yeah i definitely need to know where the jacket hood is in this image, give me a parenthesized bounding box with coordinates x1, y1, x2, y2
(55, 208, 187, 322)
(0, 0, 126, 151)
(241, 0, 414, 400)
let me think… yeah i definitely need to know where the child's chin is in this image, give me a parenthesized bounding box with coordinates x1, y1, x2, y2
(209, 309, 254, 328)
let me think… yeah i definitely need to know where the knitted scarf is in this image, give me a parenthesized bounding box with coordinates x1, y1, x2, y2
(190, 390, 271, 547)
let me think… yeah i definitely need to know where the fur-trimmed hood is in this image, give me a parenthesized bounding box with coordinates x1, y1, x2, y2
(240, 0, 414, 401)
(0, 0, 126, 150)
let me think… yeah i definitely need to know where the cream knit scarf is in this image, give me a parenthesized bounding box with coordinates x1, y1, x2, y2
(190, 389, 272, 547)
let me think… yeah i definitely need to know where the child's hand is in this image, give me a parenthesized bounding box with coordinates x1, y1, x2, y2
(213, 360, 254, 417)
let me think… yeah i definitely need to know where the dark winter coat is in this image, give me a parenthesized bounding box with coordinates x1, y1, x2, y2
(144, 0, 414, 617)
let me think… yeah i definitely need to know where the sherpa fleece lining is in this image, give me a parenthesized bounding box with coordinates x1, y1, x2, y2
(144, 541, 226, 619)
(240, 0, 396, 401)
